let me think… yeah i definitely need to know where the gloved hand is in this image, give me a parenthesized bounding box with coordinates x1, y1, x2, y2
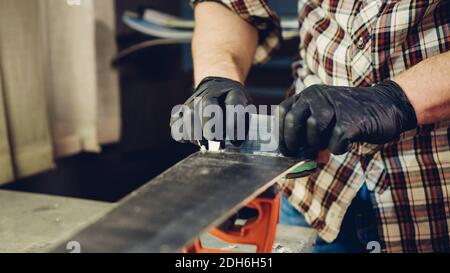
(170, 76, 251, 146)
(278, 80, 418, 156)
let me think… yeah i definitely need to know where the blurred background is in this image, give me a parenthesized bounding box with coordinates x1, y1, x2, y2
(0, 0, 298, 202)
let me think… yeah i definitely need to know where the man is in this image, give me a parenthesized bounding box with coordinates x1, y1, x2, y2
(175, 0, 450, 252)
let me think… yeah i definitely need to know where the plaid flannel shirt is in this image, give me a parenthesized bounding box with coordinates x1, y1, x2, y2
(192, 0, 450, 252)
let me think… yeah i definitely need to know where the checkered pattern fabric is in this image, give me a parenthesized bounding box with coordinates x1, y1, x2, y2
(191, 0, 450, 252)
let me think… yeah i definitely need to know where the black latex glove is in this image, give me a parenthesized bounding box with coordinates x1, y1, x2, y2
(170, 76, 251, 146)
(278, 80, 418, 156)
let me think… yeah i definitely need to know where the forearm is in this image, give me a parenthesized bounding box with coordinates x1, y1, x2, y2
(192, 2, 258, 86)
(394, 51, 450, 125)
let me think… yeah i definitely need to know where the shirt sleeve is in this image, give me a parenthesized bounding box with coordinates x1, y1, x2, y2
(191, 0, 282, 64)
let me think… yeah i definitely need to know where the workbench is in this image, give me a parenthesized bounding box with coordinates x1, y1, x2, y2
(0, 189, 316, 253)
(0, 190, 111, 253)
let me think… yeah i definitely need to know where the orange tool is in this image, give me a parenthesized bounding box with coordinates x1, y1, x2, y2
(185, 191, 280, 253)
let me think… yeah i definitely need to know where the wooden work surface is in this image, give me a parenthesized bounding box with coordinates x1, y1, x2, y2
(0, 190, 111, 253)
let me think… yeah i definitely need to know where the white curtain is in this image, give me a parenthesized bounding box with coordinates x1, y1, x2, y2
(0, 0, 121, 185)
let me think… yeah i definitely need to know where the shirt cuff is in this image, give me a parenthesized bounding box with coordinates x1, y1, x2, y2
(191, 0, 282, 64)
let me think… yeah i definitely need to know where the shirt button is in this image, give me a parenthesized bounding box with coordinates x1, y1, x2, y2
(357, 37, 366, 49)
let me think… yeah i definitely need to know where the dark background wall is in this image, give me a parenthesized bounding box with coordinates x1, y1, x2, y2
(1, 0, 298, 202)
